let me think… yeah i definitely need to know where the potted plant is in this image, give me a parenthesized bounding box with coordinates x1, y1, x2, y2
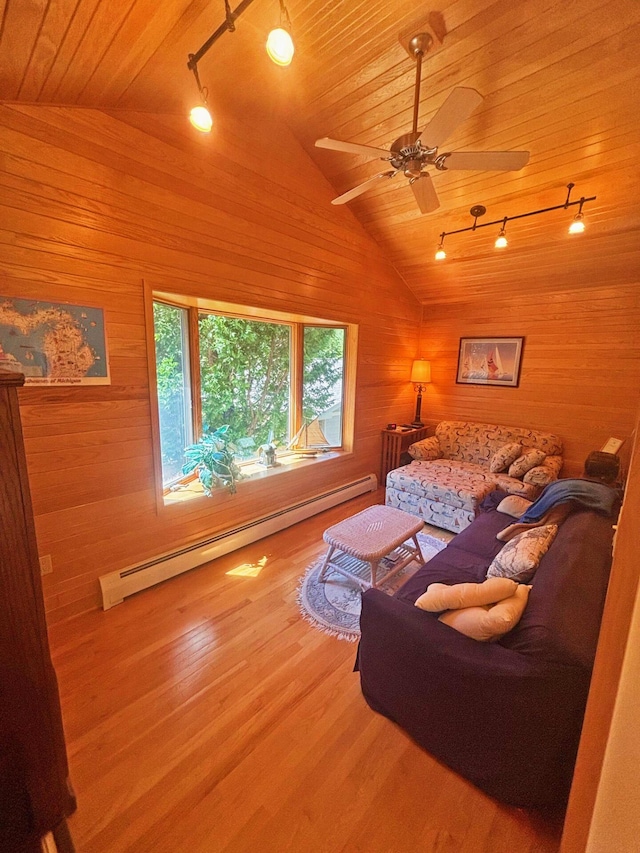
(182, 425, 244, 495)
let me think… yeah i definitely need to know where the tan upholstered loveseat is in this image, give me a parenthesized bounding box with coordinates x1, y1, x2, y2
(385, 420, 563, 533)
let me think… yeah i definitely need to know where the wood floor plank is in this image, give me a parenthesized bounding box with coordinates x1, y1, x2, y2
(49, 489, 562, 853)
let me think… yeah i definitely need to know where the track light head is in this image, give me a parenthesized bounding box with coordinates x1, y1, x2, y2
(267, 0, 294, 65)
(569, 199, 586, 234)
(189, 104, 213, 133)
(495, 218, 508, 248)
(266, 26, 294, 65)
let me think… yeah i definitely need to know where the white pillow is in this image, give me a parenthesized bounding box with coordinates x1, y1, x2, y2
(496, 495, 534, 519)
(487, 524, 558, 583)
(438, 584, 531, 642)
(415, 577, 517, 612)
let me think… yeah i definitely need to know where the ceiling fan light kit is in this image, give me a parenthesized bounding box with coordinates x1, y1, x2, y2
(434, 184, 596, 259)
(315, 27, 530, 214)
(187, 0, 294, 132)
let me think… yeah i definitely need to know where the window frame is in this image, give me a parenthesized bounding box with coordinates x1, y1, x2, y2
(146, 286, 356, 503)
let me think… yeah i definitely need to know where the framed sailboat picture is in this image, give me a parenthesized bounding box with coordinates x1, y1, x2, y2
(456, 337, 524, 387)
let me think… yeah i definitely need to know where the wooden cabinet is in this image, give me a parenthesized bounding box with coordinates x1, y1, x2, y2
(0, 371, 75, 852)
(380, 426, 429, 484)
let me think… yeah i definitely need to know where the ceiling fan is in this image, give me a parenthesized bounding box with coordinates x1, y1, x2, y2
(315, 33, 530, 214)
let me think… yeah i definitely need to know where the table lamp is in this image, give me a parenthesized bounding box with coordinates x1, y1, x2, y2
(410, 359, 431, 427)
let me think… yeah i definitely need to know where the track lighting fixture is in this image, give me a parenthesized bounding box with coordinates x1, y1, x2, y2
(187, 0, 295, 132)
(569, 198, 586, 234)
(434, 184, 595, 259)
(434, 233, 446, 260)
(494, 217, 508, 248)
(266, 0, 294, 66)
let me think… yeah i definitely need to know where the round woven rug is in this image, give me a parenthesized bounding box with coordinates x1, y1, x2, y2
(297, 532, 448, 642)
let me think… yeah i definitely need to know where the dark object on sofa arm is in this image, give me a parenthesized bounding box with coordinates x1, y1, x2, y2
(356, 494, 615, 808)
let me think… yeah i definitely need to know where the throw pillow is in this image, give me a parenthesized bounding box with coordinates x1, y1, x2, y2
(523, 465, 556, 487)
(438, 584, 531, 642)
(508, 448, 547, 478)
(415, 577, 518, 612)
(487, 524, 559, 583)
(496, 495, 534, 519)
(489, 442, 522, 473)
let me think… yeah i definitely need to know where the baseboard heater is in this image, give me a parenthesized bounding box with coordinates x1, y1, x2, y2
(99, 473, 377, 610)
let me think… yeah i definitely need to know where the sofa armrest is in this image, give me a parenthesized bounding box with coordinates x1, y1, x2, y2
(408, 435, 442, 461)
(523, 454, 563, 486)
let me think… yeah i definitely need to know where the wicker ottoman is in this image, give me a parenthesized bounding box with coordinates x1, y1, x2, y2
(318, 504, 425, 590)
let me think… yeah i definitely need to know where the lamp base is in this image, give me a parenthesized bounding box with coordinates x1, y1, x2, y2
(411, 420, 424, 428)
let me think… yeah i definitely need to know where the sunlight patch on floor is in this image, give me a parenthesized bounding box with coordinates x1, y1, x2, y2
(226, 556, 268, 577)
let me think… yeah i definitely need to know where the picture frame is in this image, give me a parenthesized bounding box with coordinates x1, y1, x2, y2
(0, 295, 110, 385)
(456, 337, 524, 387)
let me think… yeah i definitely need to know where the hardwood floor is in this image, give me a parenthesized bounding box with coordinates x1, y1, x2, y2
(49, 490, 563, 853)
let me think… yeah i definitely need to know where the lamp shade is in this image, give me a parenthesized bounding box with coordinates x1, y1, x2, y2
(410, 359, 431, 383)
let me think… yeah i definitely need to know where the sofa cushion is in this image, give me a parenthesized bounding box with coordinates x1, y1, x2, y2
(438, 585, 531, 642)
(435, 421, 563, 465)
(415, 577, 518, 612)
(487, 524, 559, 583)
(386, 460, 496, 511)
(508, 449, 547, 478)
(489, 442, 523, 473)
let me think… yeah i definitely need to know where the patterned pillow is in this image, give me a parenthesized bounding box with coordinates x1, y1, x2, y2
(438, 584, 531, 642)
(508, 448, 547, 478)
(489, 442, 523, 473)
(486, 524, 559, 583)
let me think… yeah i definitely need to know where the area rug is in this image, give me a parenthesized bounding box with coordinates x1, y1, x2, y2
(297, 532, 448, 642)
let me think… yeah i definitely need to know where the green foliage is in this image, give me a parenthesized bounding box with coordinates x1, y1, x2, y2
(153, 302, 191, 481)
(182, 426, 244, 495)
(153, 302, 346, 488)
(199, 315, 291, 455)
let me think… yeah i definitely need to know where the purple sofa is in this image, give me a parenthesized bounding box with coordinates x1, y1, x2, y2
(356, 491, 615, 807)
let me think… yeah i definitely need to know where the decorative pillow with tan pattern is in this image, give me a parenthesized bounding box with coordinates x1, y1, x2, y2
(487, 524, 559, 583)
(489, 442, 523, 473)
(508, 448, 547, 479)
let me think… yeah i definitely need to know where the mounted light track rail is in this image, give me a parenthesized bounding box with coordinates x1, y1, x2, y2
(187, 0, 294, 132)
(434, 184, 596, 258)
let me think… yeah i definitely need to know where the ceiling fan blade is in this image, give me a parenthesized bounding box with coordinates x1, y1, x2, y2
(331, 171, 397, 205)
(443, 150, 530, 171)
(411, 174, 440, 214)
(315, 137, 391, 159)
(418, 87, 484, 148)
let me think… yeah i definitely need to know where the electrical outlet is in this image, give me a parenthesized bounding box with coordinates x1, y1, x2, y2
(601, 437, 623, 454)
(39, 555, 53, 575)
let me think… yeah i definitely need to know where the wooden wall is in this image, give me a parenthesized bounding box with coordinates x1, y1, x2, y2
(0, 103, 421, 623)
(418, 286, 640, 475)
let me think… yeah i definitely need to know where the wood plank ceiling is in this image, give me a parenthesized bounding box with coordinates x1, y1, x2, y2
(1, 0, 639, 305)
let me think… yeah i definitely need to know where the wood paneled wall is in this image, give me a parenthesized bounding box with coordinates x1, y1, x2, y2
(0, 104, 421, 623)
(419, 286, 640, 475)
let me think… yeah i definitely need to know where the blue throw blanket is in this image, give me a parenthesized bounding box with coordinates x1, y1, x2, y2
(519, 478, 618, 523)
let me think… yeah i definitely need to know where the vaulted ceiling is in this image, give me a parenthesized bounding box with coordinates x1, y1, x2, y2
(2, 0, 639, 304)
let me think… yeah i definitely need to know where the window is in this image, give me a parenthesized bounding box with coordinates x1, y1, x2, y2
(153, 302, 193, 484)
(152, 295, 351, 489)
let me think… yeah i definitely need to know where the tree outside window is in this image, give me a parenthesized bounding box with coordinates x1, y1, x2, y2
(153, 299, 347, 486)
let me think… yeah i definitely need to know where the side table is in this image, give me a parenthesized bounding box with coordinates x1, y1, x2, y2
(380, 425, 429, 484)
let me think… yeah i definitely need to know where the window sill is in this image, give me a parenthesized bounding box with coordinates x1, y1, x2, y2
(162, 450, 346, 507)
